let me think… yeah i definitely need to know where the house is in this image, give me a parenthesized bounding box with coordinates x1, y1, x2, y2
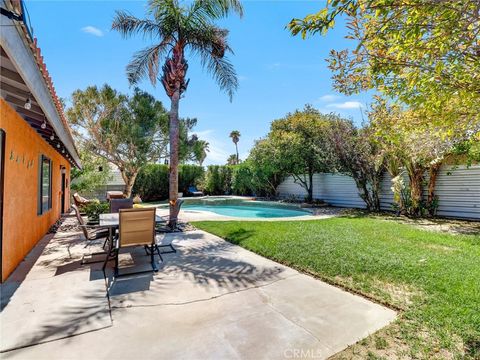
(0, 0, 81, 281)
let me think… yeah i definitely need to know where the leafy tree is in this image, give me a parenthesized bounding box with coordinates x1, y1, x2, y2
(229, 130, 241, 164)
(369, 98, 472, 216)
(67, 85, 168, 198)
(71, 148, 111, 194)
(327, 118, 385, 211)
(260, 105, 335, 202)
(247, 139, 286, 197)
(288, 0, 480, 130)
(113, 0, 242, 227)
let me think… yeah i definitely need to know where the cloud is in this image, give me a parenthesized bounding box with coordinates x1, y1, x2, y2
(238, 75, 248, 82)
(317, 94, 340, 102)
(267, 62, 282, 70)
(327, 101, 364, 109)
(81, 26, 104, 37)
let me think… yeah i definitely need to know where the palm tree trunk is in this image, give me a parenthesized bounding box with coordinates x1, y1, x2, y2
(168, 90, 181, 228)
(235, 143, 239, 164)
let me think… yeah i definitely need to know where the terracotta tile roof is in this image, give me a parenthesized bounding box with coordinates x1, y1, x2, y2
(9, 0, 80, 166)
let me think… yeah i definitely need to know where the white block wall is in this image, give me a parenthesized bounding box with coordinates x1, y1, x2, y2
(277, 165, 480, 219)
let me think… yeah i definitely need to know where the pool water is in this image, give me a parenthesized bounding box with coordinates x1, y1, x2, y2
(181, 199, 310, 218)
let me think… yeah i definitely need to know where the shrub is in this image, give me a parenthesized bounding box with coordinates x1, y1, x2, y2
(203, 165, 233, 195)
(178, 165, 205, 194)
(231, 162, 256, 196)
(133, 164, 205, 201)
(84, 200, 109, 223)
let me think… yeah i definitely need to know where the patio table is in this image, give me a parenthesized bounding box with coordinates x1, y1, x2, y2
(96, 210, 172, 270)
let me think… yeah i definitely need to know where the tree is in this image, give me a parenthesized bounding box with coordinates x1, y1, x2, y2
(368, 98, 472, 216)
(288, 0, 480, 130)
(260, 106, 334, 202)
(229, 130, 241, 164)
(327, 118, 385, 211)
(192, 140, 210, 166)
(227, 154, 239, 165)
(67, 85, 168, 198)
(247, 139, 286, 197)
(113, 0, 242, 228)
(71, 148, 111, 194)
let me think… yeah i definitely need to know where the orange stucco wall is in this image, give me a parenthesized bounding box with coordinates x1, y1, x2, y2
(0, 99, 71, 281)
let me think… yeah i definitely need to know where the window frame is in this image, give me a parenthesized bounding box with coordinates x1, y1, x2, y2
(38, 155, 52, 215)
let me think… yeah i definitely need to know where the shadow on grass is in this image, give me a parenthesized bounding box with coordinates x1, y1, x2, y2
(223, 228, 256, 244)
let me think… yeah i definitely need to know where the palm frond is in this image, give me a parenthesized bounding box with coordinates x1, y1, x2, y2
(203, 52, 238, 101)
(126, 41, 170, 85)
(189, 0, 243, 20)
(112, 10, 162, 39)
(188, 25, 238, 100)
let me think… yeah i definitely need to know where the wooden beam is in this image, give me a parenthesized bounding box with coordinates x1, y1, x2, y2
(0, 82, 31, 100)
(5, 95, 43, 114)
(1, 47, 9, 58)
(15, 106, 45, 123)
(0, 66, 25, 85)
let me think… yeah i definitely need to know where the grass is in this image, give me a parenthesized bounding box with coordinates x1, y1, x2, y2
(193, 216, 480, 359)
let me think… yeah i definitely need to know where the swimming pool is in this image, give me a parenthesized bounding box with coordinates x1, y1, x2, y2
(178, 197, 311, 218)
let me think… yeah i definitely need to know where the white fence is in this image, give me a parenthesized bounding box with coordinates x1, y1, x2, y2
(276, 165, 480, 219)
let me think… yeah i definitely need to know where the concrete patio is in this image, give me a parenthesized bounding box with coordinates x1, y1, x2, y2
(0, 215, 396, 360)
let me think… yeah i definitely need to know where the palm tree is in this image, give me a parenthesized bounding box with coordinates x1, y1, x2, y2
(227, 154, 238, 165)
(113, 0, 243, 228)
(195, 140, 210, 166)
(229, 130, 241, 164)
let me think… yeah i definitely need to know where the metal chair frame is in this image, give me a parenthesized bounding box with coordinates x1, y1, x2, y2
(102, 208, 162, 277)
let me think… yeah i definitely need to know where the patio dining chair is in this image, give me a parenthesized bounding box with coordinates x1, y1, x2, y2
(103, 208, 162, 276)
(110, 198, 133, 213)
(73, 192, 93, 212)
(72, 204, 111, 263)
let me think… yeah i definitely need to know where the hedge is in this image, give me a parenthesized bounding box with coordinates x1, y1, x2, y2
(133, 164, 204, 201)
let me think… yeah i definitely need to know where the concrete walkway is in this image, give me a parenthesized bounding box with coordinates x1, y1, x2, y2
(1, 216, 395, 359)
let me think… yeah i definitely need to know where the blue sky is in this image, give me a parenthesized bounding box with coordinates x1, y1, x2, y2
(26, 1, 370, 165)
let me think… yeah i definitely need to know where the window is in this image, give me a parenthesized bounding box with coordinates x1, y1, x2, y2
(38, 155, 52, 215)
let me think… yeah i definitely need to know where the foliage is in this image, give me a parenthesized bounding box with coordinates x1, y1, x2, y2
(231, 162, 255, 196)
(67, 85, 168, 198)
(190, 139, 210, 166)
(178, 165, 205, 194)
(203, 165, 233, 195)
(83, 200, 109, 223)
(178, 118, 210, 164)
(226, 154, 239, 165)
(133, 164, 205, 201)
(368, 98, 471, 216)
(247, 139, 286, 197)
(112, 0, 242, 226)
(288, 0, 480, 130)
(194, 218, 480, 359)
(71, 148, 111, 193)
(327, 117, 385, 211)
(252, 105, 335, 202)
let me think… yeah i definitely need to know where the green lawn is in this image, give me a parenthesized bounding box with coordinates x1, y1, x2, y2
(193, 217, 480, 359)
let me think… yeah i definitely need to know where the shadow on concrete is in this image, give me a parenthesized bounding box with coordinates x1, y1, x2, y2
(0, 234, 52, 311)
(1, 289, 111, 354)
(162, 233, 285, 290)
